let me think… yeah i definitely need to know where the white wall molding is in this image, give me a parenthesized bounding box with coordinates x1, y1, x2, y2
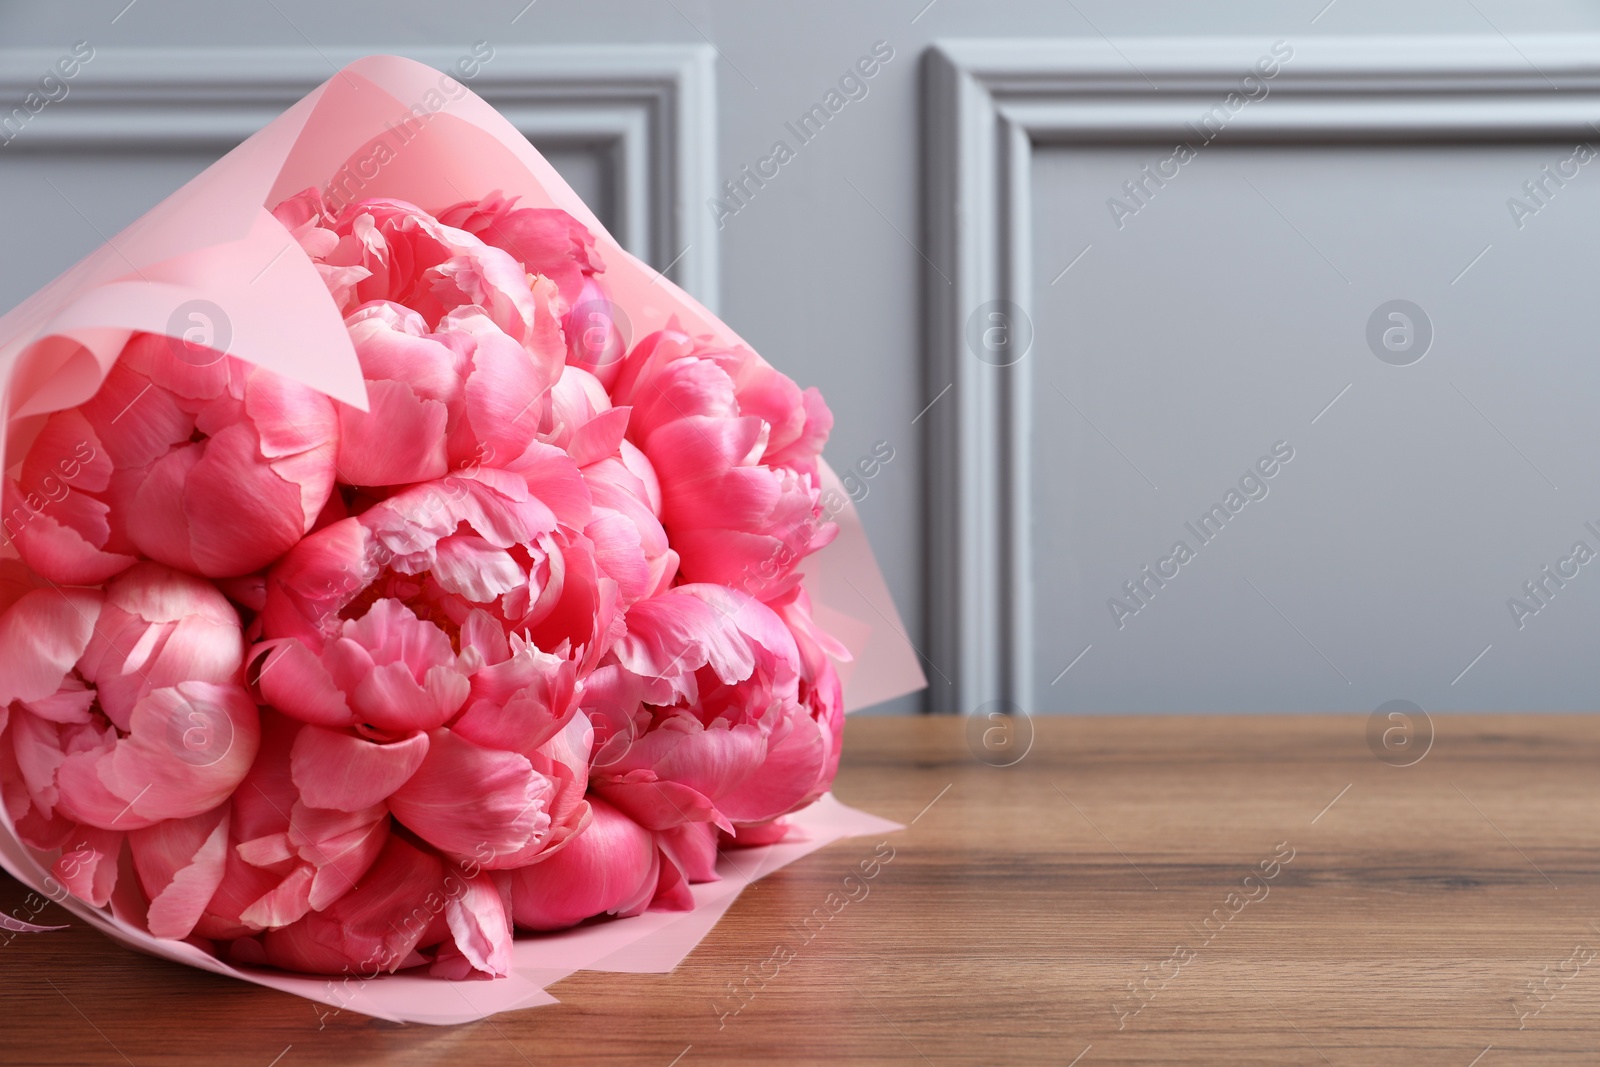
(922, 35, 1600, 714)
(0, 44, 718, 306)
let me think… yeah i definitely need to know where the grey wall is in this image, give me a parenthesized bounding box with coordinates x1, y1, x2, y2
(1031, 141, 1600, 713)
(3, 2, 1600, 714)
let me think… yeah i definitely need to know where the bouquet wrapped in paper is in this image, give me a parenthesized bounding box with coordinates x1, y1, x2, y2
(0, 54, 922, 1023)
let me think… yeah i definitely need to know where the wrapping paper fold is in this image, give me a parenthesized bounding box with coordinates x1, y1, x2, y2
(0, 54, 925, 1022)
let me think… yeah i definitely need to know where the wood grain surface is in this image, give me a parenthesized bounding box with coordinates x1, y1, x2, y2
(3, 713, 1599, 1066)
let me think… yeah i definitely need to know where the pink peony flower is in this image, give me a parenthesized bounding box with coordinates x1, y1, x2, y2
(332, 300, 564, 487)
(252, 468, 601, 877)
(548, 365, 679, 606)
(0, 561, 258, 914)
(509, 796, 717, 931)
(273, 191, 573, 489)
(436, 191, 605, 314)
(609, 326, 835, 602)
(246, 833, 474, 976)
(435, 193, 627, 384)
(5, 334, 338, 581)
(582, 584, 839, 840)
(210, 707, 543, 978)
(182, 710, 394, 941)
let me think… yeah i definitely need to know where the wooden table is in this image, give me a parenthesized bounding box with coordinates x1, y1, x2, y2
(4, 714, 1599, 1066)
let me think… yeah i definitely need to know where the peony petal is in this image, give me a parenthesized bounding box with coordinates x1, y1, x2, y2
(585, 509, 651, 605)
(53, 740, 134, 829)
(243, 367, 339, 463)
(596, 776, 728, 834)
(239, 863, 315, 930)
(52, 825, 124, 907)
(459, 609, 510, 665)
(19, 410, 112, 495)
(567, 405, 631, 467)
(503, 440, 592, 530)
(615, 718, 766, 804)
(21, 677, 97, 725)
(611, 588, 755, 688)
(254, 639, 356, 727)
(295, 807, 390, 912)
(623, 350, 739, 439)
(443, 870, 512, 977)
(260, 515, 372, 645)
(124, 444, 204, 572)
(11, 710, 67, 817)
(387, 730, 552, 863)
(509, 797, 657, 931)
(649, 843, 697, 913)
(341, 598, 457, 677)
(0, 588, 101, 705)
(715, 709, 827, 825)
(656, 820, 720, 883)
(438, 196, 602, 310)
(237, 832, 296, 869)
(91, 682, 261, 827)
(336, 378, 450, 487)
(290, 726, 428, 812)
(347, 305, 459, 401)
(78, 361, 192, 469)
(7, 505, 136, 586)
(431, 534, 524, 603)
(455, 651, 577, 755)
(350, 662, 458, 735)
(181, 423, 312, 576)
(259, 834, 445, 975)
(193, 850, 285, 940)
(457, 314, 548, 465)
(132, 805, 230, 940)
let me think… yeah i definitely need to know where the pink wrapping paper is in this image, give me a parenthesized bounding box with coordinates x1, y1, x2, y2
(0, 792, 902, 1024)
(0, 54, 924, 1022)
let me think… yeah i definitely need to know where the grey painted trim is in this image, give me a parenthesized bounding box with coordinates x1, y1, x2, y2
(0, 44, 719, 306)
(923, 35, 1600, 715)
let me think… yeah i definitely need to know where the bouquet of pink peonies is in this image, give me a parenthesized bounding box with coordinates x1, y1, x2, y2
(0, 56, 921, 1021)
